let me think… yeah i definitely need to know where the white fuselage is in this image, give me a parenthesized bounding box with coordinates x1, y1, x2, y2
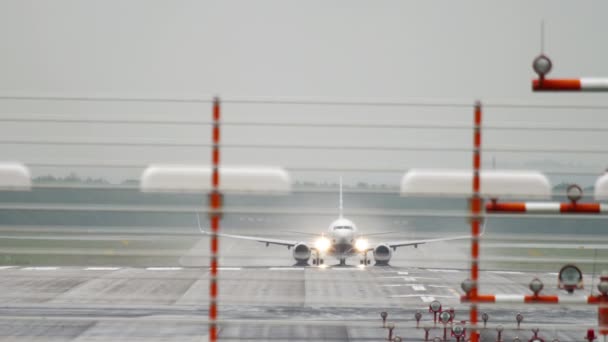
(326, 217, 358, 259)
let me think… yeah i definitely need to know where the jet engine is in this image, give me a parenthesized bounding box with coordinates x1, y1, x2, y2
(373, 243, 392, 265)
(292, 243, 311, 265)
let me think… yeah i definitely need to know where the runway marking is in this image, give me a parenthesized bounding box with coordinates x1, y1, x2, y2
(331, 268, 364, 271)
(488, 270, 524, 275)
(216, 267, 242, 271)
(546, 272, 559, 276)
(22, 267, 58, 271)
(0, 266, 16, 270)
(380, 276, 417, 281)
(398, 271, 409, 275)
(269, 267, 304, 271)
(385, 284, 449, 290)
(390, 294, 456, 302)
(380, 276, 439, 281)
(427, 268, 460, 273)
(85, 267, 121, 271)
(146, 267, 183, 271)
(448, 288, 461, 297)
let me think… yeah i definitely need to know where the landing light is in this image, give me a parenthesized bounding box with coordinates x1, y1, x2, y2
(315, 237, 331, 252)
(355, 238, 369, 252)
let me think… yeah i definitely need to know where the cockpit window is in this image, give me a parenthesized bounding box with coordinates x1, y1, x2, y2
(335, 226, 353, 230)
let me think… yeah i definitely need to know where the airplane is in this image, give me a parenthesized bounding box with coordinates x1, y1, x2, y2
(198, 178, 483, 266)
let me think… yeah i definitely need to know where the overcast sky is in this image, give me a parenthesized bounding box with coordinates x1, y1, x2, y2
(0, 1, 607, 186)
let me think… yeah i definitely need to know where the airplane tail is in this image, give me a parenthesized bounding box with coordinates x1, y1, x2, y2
(339, 176, 343, 218)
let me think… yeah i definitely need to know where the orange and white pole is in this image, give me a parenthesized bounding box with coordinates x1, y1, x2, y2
(470, 101, 482, 342)
(461, 294, 599, 304)
(533, 78, 608, 92)
(209, 97, 221, 341)
(532, 54, 608, 92)
(486, 201, 608, 214)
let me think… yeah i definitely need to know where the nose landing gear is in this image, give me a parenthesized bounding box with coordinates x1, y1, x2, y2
(360, 251, 371, 266)
(313, 251, 324, 266)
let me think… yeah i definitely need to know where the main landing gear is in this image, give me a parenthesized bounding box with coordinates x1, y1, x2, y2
(312, 251, 324, 266)
(360, 251, 371, 265)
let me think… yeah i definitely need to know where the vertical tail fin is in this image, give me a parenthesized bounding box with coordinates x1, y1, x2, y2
(339, 176, 343, 218)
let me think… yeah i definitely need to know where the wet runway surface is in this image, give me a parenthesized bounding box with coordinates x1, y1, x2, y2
(0, 264, 597, 341)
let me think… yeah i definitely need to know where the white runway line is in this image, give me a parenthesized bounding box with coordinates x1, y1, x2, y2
(398, 271, 409, 275)
(428, 285, 450, 288)
(268, 267, 304, 271)
(380, 276, 438, 281)
(488, 270, 524, 275)
(216, 267, 242, 271)
(331, 268, 364, 271)
(22, 267, 58, 271)
(420, 296, 436, 303)
(146, 267, 183, 271)
(448, 288, 461, 297)
(412, 285, 427, 291)
(427, 268, 460, 273)
(390, 294, 455, 298)
(85, 267, 121, 271)
(381, 276, 418, 282)
(0, 266, 16, 270)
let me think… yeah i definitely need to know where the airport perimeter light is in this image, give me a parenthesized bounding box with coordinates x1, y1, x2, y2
(529, 278, 544, 296)
(387, 322, 396, 341)
(415, 311, 423, 328)
(497, 325, 504, 342)
(558, 264, 583, 294)
(0, 163, 31, 191)
(481, 312, 489, 328)
(516, 313, 524, 329)
(400, 169, 552, 199)
(380, 311, 388, 328)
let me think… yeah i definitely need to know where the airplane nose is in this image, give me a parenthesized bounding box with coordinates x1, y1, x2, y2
(335, 231, 351, 244)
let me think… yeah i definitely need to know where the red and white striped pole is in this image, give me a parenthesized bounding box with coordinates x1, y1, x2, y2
(209, 96, 221, 342)
(532, 55, 608, 92)
(461, 294, 600, 304)
(533, 78, 608, 92)
(486, 201, 608, 214)
(470, 101, 482, 342)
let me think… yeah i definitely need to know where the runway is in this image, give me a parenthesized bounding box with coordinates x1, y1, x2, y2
(0, 264, 597, 341)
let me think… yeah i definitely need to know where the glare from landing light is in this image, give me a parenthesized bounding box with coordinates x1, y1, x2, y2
(315, 237, 330, 252)
(355, 238, 369, 252)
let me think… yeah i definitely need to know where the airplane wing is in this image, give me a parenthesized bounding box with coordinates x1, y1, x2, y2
(199, 228, 299, 247)
(196, 214, 299, 248)
(280, 230, 320, 237)
(385, 234, 471, 249)
(381, 220, 487, 250)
